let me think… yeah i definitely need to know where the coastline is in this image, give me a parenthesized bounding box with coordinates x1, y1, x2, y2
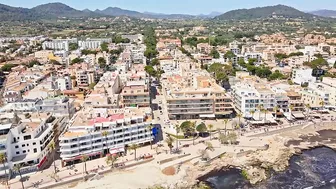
(191, 123, 336, 187)
(46, 123, 336, 189)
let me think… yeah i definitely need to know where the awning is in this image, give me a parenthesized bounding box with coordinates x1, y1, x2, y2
(292, 112, 305, 118)
(200, 114, 215, 118)
(250, 120, 264, 125)
(37, 156, 47, 168)
(110, 147, 125, 154)
(64, 151, 102, 162)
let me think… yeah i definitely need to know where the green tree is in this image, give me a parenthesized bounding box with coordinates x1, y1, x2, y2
(303, 58, 328, 69)
(81, 155, 89, 174)
(210, 48, 220, 58)
(28, 60, 41, 68)
(146, 124, 154, 149)
(89, 82, 96, 90)
(224, 51, 236, 59)
(0, 153, 8, 187)
(174, 124, 181, 150)
(144, 65, 157, 77)
(196, 123, 208, 137)
(105, 155, 118, 169)
(71, 58, 83, 65)
(98, 57, 107, 68)
(100, 42, 109, 52)
(1, 64, 16, 72)
(274, 53, 288, 60)
(101, 131, 109, 155)
(165, 136, 174, 153)
(269, 70, 285, 80)
(248, 58, 258, 65)
(207, 124, 214, 140)
(151, 58, 160, 66)
(48, 141, 57, 174)
(13, 164, 25, 189)
(69, 43, 78, 51)
(129, 144, 139, 160)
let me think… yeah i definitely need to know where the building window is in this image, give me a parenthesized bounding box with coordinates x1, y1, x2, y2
(22, 144, 25, 147)
(23, 150, 26, 153)
(33, 148, 37, 153)
(15, 145, 19, 149)
(16, 152, 20, 155)
(33, 142, 36, 145)
(24, 135, 32, 140)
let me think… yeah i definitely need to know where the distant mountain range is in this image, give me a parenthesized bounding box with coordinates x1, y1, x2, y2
(93, 7, 219, 19)
(0, 2, 331, 22)
(215, 4, 316, 20)
(309, 10, 336, 18)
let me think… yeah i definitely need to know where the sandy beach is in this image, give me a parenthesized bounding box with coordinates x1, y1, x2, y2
(54, 163, 188, 189)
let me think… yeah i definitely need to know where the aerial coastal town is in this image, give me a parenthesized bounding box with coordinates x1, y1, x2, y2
(0, 1, 335, 189)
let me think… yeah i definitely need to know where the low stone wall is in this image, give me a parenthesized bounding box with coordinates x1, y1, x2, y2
(158, 154, 191, 165)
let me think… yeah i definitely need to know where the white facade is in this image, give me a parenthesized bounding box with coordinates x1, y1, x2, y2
(292, 68, 316, 85)
(78, 41, 101, 49)
(232, 83, 276, 117)
(56, 76, 72, 91)
(42, 41, 69, 51)
(6, 115, 67, 175)
(59, 109, 153, 164)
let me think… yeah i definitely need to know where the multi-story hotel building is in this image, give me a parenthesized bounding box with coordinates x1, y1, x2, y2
(232, 82, 276, 117)
(59, 107, 153, 166)
(6, 113, 67, 175)
(163, 74, 234, 120)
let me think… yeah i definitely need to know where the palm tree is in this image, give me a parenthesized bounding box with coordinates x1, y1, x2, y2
(257, 105, 264, 120)
(146, 124, 154, 149)
(207, 124, 214, 140)
(237, 113, 243, 129)
(273, 106, 279, 120)
(81, 155, 89, 174)
(305, 104, 311, 119)
(191, 121, 197, 145)
(0, 153, 8, 187)
(262, 109, 268, 123)
(165, 136, 174, 153)
(13, 164, 24, 189)
(48, 141, 57, 174)
(319, 101, 325, 110)
(101, 131, 109, 156)
(129, 144, 139, 160)
(249, 110, 255, 119)
(174, 124, 180, 150)
(223, 119, 229, 136)
(106, 155, 118, 169)
(289, 105, 294, 122)
(205, 142, 214, 151)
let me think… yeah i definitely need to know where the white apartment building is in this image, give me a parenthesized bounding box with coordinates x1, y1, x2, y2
(292, 68, 316, 85)
(76, 70, 96, 87)
(56, 76, 72, 91)
(42, 41, 69, 51)
(35, 96, 76, 117)
(322, 77, 336, 106)
(244, 52, 262, 63)
(232, 83, 276, 117)
(58, 107, 153, 166)
(6, 114, 67, 176)
(164, 74, 234, 120)
(79, 41, 101, 49)
(0, 123, 11, 177)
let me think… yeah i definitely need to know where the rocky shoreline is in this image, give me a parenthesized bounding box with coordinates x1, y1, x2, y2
(188, 124, 336, 187)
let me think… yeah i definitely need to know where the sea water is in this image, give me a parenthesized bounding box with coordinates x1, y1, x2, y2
(199, 147, 336, 189)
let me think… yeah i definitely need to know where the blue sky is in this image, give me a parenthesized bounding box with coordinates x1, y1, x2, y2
(1, 0, 335, 14)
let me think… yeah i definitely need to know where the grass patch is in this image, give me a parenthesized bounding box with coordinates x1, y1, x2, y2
(241, 169, 249, 180)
